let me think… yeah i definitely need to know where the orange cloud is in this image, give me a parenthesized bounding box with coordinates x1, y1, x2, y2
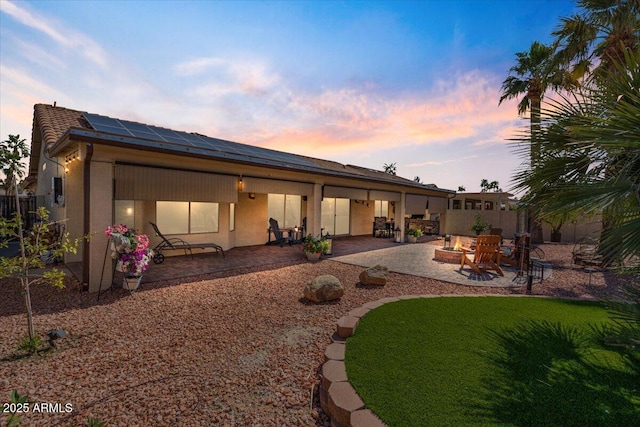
(231, 69, 525, 159)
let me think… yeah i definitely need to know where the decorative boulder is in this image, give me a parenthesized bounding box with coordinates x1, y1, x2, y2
(359, 265, 389, 286)
(304, 275, 344, 303)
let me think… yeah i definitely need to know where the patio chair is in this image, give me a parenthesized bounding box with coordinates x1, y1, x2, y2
(488, 228, 503, 238)
(572, 236, 602, 267)
(149, 222, 225, 264)
(267, 218, 291, 246)
(460, 234, 504, 276)
(372, 216, 389, 238)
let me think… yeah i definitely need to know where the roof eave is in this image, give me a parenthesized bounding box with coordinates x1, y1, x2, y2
(61, 129, 455, 196)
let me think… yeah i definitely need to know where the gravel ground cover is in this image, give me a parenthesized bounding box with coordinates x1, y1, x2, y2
(0, 242, 636, 426)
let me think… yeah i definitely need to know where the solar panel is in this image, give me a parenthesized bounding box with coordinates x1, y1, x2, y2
(83, 112, 317, 169)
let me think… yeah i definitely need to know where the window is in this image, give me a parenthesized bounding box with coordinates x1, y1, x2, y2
(465, 199, 482, 210)
(156, 201, 219, 234)
(374, 200, 389, 217)
(114, 200, 135, 228)
(190, 202, 219, 233)
(268, 194, 301, 228)
(452, 200, 461, 210)
(484, 201, 494, 210)
(230, 203, 235, 231)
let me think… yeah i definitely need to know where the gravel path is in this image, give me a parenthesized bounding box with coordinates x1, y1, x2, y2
(0, 243, 635, 426)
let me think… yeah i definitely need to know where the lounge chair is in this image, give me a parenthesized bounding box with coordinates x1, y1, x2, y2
(460, 235, 504, 276)
(149, 222, 224, 264)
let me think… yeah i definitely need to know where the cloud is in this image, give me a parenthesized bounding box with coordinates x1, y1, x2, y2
(0, 0, 107, 67)
(175, 57, 280, 98)
(406, 155, 479, 168)
(0, 65, 67, 108)
(234, 68, 523, 159)
(174, 57, 227, 76)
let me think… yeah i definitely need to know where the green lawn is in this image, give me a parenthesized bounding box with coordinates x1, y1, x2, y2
(345, 297, 640, 427)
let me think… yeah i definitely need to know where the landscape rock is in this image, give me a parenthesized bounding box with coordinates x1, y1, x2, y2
(359, 264, 389, 286)
(304, 275, 344, 302)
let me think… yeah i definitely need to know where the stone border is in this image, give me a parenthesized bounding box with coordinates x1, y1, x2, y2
(319, 296, 417, 427)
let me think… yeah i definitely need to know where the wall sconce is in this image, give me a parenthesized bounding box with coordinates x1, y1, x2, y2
(248, 192, 256, 200)
(238, 176, 244, 192)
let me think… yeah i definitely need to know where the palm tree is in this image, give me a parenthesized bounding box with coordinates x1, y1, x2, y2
(553, 0, 640, 80)
(383, 162, 397, 175)
(499, 41, 574, 167)
(511, 48, 640, 264)
(1, 134, 29, 197)
(499, 41, 574, 242)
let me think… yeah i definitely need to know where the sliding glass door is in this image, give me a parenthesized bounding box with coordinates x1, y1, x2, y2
(321, 197, 350, 236)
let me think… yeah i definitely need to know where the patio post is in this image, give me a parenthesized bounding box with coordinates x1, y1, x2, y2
(310, 183, 323, 237)
(398, 191, 406, 241)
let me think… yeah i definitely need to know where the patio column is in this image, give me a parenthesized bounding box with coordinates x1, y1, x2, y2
(398, 191, 406, 240)
(88, 161, 114, 292)
(310, 183, 322, 237)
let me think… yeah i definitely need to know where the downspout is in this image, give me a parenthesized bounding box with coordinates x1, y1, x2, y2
(81, 143, 94, 291)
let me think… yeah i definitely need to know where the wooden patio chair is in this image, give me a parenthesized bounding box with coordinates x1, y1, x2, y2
(489, 228, 503, 242)
(149, 222, 225, 264)
(267, 218, 291, 246)
(460, 234, 504, 276)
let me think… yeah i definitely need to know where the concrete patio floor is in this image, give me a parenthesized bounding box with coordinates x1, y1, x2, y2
(332, 242, 524, 288)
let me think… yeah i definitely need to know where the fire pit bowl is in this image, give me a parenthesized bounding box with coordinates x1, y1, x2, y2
(434, 236, 469, 263)
(434, 247, 465, 263)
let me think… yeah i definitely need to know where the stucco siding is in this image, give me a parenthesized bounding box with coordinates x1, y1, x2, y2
(64, 157, 84, 263)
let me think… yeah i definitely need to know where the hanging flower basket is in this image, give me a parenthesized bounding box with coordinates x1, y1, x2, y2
(105, 224, 154, 276)
(122, 273, 142, 291)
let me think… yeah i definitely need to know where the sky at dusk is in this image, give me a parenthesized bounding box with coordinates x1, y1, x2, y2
(0, 0, 578, 192)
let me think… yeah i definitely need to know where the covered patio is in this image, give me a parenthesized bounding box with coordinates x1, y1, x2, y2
(67, 235, 407, 290)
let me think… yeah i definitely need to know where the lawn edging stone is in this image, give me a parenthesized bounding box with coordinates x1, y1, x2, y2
(324, 342, 345, 362)
(336, 315, 359, 338)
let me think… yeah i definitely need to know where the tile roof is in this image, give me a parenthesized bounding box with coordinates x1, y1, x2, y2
(35, 103, 92, 145)
(31, 103, 452, 193)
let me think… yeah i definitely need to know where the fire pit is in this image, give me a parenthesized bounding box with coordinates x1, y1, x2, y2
(433, 236, 468, 264)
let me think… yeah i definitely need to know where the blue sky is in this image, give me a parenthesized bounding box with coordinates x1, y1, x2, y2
(0, 0, 577, 192)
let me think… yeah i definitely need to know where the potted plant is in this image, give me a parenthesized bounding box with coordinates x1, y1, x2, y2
(469, 213, 490, 236)
(406, 228, 423, 243)
(105, 225, 154, 289)
(302, 234, 329, 261)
